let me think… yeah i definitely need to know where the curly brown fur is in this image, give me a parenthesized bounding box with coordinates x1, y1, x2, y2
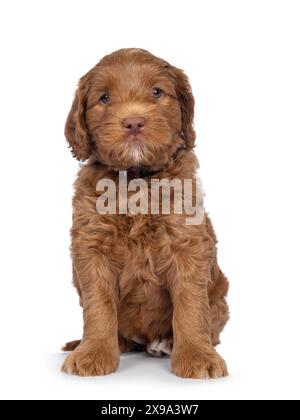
(62, 48, 229, 379)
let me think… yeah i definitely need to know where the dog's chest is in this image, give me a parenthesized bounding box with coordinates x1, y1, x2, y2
(116, 214, 170, 292)
(114, 215, 173, 341)
(119, 214, 161, 266)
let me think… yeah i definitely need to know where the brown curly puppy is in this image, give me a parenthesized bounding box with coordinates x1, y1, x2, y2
(62, 48, 229, 379)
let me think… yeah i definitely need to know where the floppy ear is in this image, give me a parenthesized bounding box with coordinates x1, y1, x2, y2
(166, 65, 196, 149)
(64, 74, 93, 161)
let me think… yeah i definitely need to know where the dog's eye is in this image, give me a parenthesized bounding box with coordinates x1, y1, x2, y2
(152, 87, 163, 98)
(99, 93, 110, 104)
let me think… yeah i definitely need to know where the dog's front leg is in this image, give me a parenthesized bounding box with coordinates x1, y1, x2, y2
(62, 255, 119, 376)
(168, 260, 228, 379)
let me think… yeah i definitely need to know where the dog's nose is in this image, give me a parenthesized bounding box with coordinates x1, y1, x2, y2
(122, 117, 145, 134)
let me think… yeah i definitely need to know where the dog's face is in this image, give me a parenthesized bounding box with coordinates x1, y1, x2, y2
(65, 49, 195, 169)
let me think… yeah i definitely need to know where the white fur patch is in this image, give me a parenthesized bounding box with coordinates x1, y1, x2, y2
(147, 338, 172, 357)
(131, 147, 143, 165)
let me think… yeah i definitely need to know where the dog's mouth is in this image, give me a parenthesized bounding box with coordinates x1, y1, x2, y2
(124, 133, 145, 143)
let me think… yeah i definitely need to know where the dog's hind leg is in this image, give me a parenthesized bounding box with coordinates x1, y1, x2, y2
(62, 340, 81, 352)
(119, 335, 146, 353)
(210, 297, 229, 346)
(209, 268, 230, 347)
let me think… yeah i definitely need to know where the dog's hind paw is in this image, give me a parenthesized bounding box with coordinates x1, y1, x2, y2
(147, 337, 173, 357)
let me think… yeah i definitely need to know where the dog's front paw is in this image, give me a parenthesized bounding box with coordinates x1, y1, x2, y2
(172, 348, 228, 379)
(61, 340, 119, 376)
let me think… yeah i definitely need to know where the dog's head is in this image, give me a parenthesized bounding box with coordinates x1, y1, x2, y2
(65, 48, 195, 170)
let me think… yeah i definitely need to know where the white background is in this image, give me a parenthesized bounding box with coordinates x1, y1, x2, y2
(0, 0, 299, 400)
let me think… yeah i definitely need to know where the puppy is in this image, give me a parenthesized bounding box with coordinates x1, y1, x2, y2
(62, 48, 229, 378)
